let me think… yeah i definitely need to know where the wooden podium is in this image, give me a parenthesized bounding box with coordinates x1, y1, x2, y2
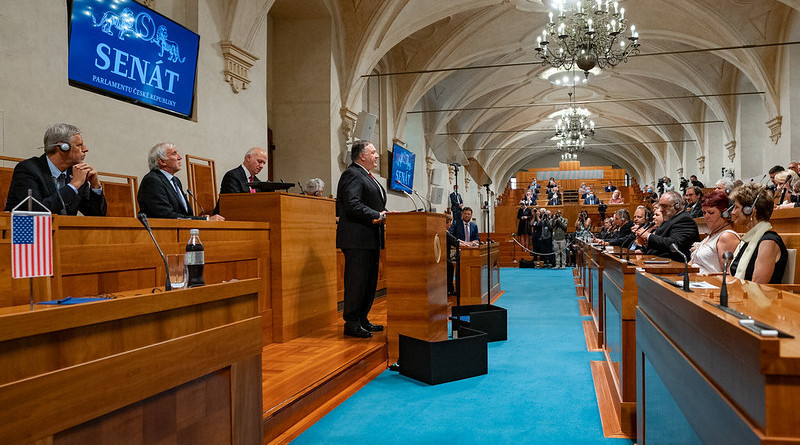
(220, 192, 337, 342)
(385, 212, 449, 362)
(458, 243, 501, 305)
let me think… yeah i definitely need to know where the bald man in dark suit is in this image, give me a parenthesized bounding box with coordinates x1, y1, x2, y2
(336, 140, 387, 338)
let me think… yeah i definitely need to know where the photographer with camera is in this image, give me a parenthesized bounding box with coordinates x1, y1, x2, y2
(552, 210, 569, 269)
(535, 209, 554, 267)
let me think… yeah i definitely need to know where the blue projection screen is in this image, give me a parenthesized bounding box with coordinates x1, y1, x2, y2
(390, 144, 415, 192)
(67, 0, 200, 118)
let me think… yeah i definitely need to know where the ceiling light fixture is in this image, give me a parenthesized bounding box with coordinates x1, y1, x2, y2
(534, 0, 640, 77)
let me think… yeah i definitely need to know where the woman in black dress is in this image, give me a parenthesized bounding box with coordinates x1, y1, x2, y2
(516, 201, 532, 250)
(729, 183, 787, 284)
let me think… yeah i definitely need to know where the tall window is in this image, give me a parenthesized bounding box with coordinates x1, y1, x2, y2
(510, 178, 517, 190)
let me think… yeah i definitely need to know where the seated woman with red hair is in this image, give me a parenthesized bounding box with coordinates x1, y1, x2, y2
(689, 191, 740, 274)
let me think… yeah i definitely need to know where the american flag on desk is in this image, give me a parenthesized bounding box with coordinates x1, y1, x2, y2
(11, 211, 53, 278)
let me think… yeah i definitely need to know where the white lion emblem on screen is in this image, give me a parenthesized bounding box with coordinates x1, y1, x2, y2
(151, 26, 186, 63)
(92, 8, 137, 40)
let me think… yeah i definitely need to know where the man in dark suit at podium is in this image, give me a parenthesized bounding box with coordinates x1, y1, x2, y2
(448, 207, 479, 246)
(336, 140, 387, 339)
(138, 142, 225, 221)
(213, 147, 267, 214)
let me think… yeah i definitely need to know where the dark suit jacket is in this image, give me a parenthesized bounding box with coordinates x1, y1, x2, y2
(336, 163, 387, 250)
(137, 169, 204, 220)
(685, 201, 703, 219)
(645, 211, 700, 262)
(548, 195, 562, 205)
(584, 195, 600, 205)
(449, 192, 462, 213)
(607, 220, 634, 246)
(448, 219, 479, 242)
(4, 154, 106, 216)
(213, 165, 260, 214)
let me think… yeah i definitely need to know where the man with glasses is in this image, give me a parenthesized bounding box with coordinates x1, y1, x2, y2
(633, 190, 699, 262)
(683, 186, 703, 218)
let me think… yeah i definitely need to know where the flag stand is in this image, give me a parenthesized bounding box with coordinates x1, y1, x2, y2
(11, 189, 52, 311)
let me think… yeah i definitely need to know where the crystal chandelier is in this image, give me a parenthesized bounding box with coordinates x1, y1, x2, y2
(534, 0, 640, 77)
(561, 152, 578, 161)
(555, 92, 594, 153)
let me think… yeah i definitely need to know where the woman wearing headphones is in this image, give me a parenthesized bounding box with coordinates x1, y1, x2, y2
(729, 183, 788, 284)
(689, 191, 740, 274)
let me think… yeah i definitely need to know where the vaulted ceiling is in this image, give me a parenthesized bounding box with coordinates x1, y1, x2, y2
(328, 0, 796, 185)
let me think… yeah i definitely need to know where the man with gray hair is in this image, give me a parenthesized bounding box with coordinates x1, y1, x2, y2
(714, 177, 734, 195)
(137, 142, 224, 221)
(634, 190, 699, 262)
(213, 147, 267, 214)
(5, 123, 106, 216)
(304, 178, 325, 197)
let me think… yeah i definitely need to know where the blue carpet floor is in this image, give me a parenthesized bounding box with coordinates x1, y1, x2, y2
(291, 268, 634, 445)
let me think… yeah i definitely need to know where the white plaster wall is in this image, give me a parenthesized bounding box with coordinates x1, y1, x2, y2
(0, 0, 268, 185)
(704, 107, 724, 184)
(736, 74, 768, 180)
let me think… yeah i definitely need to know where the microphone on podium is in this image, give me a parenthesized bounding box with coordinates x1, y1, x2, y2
(394, 180, 423, 211)
(720, 251, 733, 307)
(137, 212, 172, 291)
(669, 242, 692, 292)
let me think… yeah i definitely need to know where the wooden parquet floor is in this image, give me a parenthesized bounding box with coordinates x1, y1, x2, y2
(261, 298, 388, 419)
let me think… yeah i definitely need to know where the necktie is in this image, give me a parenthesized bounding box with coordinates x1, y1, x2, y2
(56, 173, 66, 190)
(464, 222, 469, 241)
(249, 175, 255, 193)
(171, 177, 188, 211)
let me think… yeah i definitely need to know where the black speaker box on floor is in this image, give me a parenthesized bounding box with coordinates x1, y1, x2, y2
(398, 327, 488, 385)
(450, 304, 508, 342)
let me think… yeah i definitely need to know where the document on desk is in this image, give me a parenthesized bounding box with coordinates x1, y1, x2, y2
(689, 281, 719, 289)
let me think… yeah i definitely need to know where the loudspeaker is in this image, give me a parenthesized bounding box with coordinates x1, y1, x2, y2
(430, 186, 444, 205)
(354, 111, 377, 141)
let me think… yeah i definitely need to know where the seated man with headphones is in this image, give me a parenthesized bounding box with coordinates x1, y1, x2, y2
(4, 123, 107, 216)
(633, 190, 700, 262)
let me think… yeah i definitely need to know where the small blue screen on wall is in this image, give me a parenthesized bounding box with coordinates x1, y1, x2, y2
(390, 144, 415, 192)
(67, 0, 200, 118)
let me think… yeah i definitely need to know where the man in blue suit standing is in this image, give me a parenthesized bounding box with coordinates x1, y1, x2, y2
(449, 185, 463, 221)
(449, 207, 479, 246)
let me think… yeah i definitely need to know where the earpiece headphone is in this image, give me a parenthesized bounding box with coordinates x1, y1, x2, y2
(721, 188, 761, 218)
(51, 142, 70, 152)
(742, 192, 760, 216)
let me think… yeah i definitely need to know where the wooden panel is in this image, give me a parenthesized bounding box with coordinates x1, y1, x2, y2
(0, 281, 263, 445)
(55, 368, 233, 445)
(457, 243, 501, 305)
(385, 212, 448, 362)
(636, 273, 800, 442)
(0, 215, 272, 345)
(185, 154, 217, 217)
(220, 193, 337, 342)
(598, 248, 699, 438)
(98, 171, 139, 217)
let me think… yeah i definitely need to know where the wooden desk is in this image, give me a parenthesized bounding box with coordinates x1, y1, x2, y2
(600, 251, 698, 437)
(586, 244, 608, 347)
(458, 243, 501, 305)
(220, 192, 337, 342)
(636, 274, 800, 444)
(0, 215, 271, 343)
(0, 279, 263, 445)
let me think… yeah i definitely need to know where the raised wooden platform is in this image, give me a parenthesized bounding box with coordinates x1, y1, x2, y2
(262, 299, 388, 445)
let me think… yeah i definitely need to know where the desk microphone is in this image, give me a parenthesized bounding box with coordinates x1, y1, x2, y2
(137, 212, 172, 291)
(720, 251, 733, 307)
(669, 242, 692, 292)
(186, 189, 206, 215)
(297, 181, 306, 194)
(780, 176, 792, 204)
